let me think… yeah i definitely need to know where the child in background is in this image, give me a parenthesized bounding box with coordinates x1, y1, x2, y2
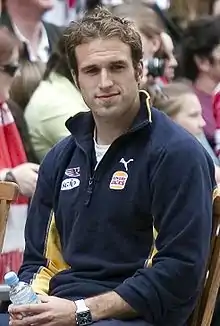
(154, 81, 220, 183)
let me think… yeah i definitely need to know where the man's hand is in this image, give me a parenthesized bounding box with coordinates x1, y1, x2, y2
(8, 296, 76, 326)
(12, 163, 39, 197)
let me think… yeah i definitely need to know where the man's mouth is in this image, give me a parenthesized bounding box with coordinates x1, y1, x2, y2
(96, 93, 119, 99)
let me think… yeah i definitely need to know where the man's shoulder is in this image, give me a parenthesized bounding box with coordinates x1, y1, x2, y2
(148, 108, 215, 187)
(150, 107, 210, 161)
(42, 135, 75, 168)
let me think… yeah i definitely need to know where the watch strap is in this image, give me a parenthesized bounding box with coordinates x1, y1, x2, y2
(75, 299, 89, 313)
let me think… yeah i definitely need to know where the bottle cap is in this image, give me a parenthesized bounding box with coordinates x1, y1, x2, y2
(4, 271, 19, 287)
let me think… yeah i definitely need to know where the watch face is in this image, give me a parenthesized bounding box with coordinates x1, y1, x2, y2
(76, 311, 92, 326)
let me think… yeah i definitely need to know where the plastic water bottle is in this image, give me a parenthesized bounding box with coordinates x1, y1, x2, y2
(4, 271, 40, 305)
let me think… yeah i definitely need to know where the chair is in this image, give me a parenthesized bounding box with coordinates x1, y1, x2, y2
(189, 187, 220, 326)
(0, 181, 19, 252)
(0, 181, 19, 302)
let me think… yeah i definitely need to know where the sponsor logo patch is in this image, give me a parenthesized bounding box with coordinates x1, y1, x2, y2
(109, 171, 128, 190)
(65, 167, 80, 177)
(61, 178, 80, 190)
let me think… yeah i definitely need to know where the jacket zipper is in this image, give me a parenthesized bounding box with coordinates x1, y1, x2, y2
(76, 120, 150, 206)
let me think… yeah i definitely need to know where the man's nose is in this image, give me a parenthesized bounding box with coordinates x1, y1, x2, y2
(169, 55, 178, 68)
(99, 69, 113, 89)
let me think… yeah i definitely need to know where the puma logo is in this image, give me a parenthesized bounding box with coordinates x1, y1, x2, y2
(119, 158, 134, 172)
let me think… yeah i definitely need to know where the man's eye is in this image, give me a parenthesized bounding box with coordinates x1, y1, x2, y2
(86, 68, 99, 75)
(111, 64, 125, 71)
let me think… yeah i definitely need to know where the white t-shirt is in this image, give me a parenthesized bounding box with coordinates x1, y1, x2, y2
(94, 138, 110, 169)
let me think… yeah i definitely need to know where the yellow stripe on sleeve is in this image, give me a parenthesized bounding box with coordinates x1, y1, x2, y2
(145, 225, 158, 268)
(31, 211, 70, 294)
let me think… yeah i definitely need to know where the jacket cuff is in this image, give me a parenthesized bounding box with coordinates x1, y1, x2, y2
(114, 280, 154, 323)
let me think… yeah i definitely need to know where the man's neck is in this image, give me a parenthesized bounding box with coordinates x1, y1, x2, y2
(94, 96, 140, 145)
(194, 74, 218, 95)
(6, 1, 42, 43)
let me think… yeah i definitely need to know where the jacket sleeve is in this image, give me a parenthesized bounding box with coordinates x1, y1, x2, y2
(115, 138, 216, 323)
(18, 145, 69, 295)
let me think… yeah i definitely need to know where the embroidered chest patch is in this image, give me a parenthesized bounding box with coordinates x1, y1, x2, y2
(109, 171, 128, 190)
(61, 178, 80, 190)
(65, 167, 80, 177)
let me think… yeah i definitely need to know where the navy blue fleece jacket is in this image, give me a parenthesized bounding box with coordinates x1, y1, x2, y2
(19, 95, 215, 325)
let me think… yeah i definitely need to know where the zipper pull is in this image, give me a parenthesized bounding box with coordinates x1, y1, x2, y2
(85, 177, 94, 206)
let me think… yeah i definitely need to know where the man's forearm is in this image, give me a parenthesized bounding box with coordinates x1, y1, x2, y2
(85, 291, 138, 321)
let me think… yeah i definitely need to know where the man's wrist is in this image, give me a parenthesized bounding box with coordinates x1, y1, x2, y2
(74, 299, 93, 326)
(84, 291, 137, 322)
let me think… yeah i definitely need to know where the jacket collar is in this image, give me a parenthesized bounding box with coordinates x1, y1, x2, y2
(65, 90, 152, 144)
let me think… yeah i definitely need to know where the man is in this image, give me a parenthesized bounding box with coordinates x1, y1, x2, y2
(5, 7, 215, 326)
(0, 0, 61, 62)
(159, 31, 177, 84)
(179, 15, 220, 149)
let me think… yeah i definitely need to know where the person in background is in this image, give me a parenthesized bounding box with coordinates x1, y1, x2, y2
(154, 81, 220, 183)
(24, 35, 88, 162)
(6, 7, 215, 326)
(113, 3, 164, 63)
(0, 0, 61, 63)
(212, 84, 220, 157)
(0, 27, 39, 284)
(113, 3, 177, 88)
(179, 15, 220, 149)
(159, 31, 177, 84)
(10, 60, 45, 111)
(9, 60, 45, 163)
(112, 3, 164, 87)
(209, 0, 220, 15)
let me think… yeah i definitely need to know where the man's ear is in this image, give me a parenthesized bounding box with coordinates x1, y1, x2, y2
(135, 61, 144, 84)
(194, 55, 211, 74)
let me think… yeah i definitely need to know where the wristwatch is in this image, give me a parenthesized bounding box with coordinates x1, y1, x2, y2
(74, 299, 93, 326)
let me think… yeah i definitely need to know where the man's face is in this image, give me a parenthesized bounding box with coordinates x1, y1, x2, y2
(161, 32, 177, 82)
(75, 37, 143, 120)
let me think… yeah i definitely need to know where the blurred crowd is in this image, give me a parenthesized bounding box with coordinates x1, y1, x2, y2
(1, 0, 220, 323)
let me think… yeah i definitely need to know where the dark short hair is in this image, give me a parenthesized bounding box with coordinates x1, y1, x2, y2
(179, 15, 220, 81)
(63, 6, 143, 77)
